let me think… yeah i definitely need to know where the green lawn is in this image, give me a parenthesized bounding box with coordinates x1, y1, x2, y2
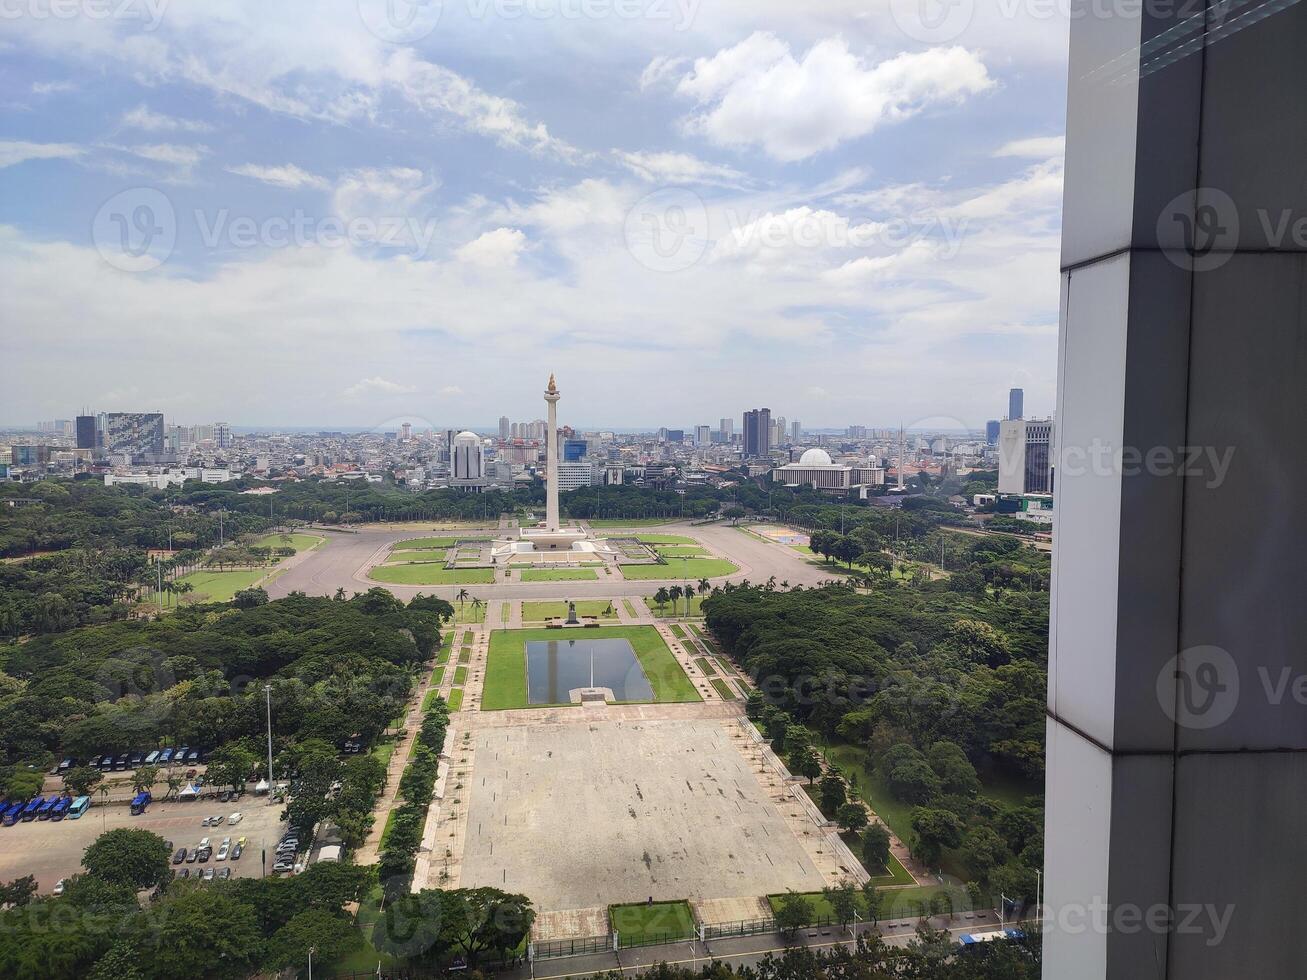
(522, 600, 617, 621)
(610, 901, 696, 944)
(386, 547, 447, 562)
(251, 532, 324, 552)
(694, 656, 716, 675)
(634, 534, 698, 545)
(621, 599, 638, 617)
(670, 624, 687, 638)
(656, 546, 708, 558)
(447, 688, 464, 712)
(452, 603, 486, 624)
(710, 678, 736, 701)
(647, 594, 707, 617)
(481, 626, 700, 710)
(453, 665, 468, 685)
(422, 681, 444, 708)
(519, 568, 599, 582)
(619, 558, 738, 581)
(369, 737, 396, 770)
(369, 565, 494, 585)
(458, 649, 471, 664)
(176, 568, 267, 603)
(394, 536, 461, 549)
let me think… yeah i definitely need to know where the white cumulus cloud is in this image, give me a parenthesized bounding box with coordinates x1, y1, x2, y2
(456, 228, 528, 267)
(674, 34, 994, 162)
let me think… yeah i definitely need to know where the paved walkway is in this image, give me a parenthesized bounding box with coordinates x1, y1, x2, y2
(354, 640, 447, 865)
(506, 913, 1005, 979)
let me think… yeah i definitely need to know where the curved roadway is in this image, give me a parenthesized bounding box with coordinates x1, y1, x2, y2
(266, 522, 831, 601)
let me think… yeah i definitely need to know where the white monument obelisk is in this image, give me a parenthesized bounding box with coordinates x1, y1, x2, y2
(544, 373, 561, 531)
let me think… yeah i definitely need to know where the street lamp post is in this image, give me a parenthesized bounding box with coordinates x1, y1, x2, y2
(264, 684, 275, 806)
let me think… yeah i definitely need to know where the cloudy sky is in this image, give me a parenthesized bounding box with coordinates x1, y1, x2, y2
(0, 0, 1068, 431)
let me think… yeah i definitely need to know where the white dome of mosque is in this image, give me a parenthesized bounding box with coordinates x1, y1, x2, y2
(453, 430, 480, 444)
(798, 448, 834, 466)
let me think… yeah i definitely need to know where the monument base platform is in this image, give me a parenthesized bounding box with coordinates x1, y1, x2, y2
(518, 527, 590, 551)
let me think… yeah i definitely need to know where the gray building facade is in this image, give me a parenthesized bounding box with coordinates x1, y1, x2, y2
(1045, 2, 1307, 977)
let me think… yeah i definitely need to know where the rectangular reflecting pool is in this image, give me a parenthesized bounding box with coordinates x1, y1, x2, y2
(525, 637, 653, 704)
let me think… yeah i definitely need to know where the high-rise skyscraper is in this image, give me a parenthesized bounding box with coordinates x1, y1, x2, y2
(719, 417, 733, 441)
(790, 419, 801, 442)
(215, 422, 232, 449)
(75, 415, 97, 450)
(1008, 387, 1024, 420)
(694, 425, 711, 445)
(743, 408, 771, 457)
(997, 418, 1053, 494)
(985, 419, 1000, 444)
(105, 413, 164, 461)
(498, 416, 510, 441)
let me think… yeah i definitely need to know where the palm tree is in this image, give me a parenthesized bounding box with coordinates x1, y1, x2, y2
(456, 588, 469, 614)
(668, 585, 683, 614)
(683, 584, 696, 617)
(653, 586, 670, 615)
(697, 577, 710, 595)
(470, 597, 485, 622)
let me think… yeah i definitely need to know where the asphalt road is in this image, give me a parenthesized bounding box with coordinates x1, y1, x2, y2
(266, 522, 834, 602)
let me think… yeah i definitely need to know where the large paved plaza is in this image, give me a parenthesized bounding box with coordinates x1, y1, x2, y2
(457, 718, 829, 911)
(266, 520, 831, 601)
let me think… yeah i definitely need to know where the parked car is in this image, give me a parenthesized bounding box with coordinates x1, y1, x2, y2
(184, 850, 199, 864)
(210, 815, 224, 827)
(231, 841, 243, 860)
(228, 812, 242, 825)
(273, 860, 293, 873)
(201, 867, 215, 881)
(217, 867, 231, 881)
(177, 868, 190, 879)
(216, 841, 230, 861)
(52, 879, 65, 896)
(172, 848, 187, 864)
(197, 849, 211, 863)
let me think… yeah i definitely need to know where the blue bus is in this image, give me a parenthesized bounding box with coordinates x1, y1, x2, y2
(20, 797, 43, 822)
(36, 798, 57, 820)
(50, 797, 71, 821)
(129, 791, 151, 815)
(1, 802, 22, 827)
(67, 796, 90, 819)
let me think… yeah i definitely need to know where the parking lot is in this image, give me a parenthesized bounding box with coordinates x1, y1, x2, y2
(0, 797, 291, 893)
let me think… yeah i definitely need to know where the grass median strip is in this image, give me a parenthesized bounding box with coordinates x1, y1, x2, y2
(610, 901, 696, 945)
(709, 678, 736, 700)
